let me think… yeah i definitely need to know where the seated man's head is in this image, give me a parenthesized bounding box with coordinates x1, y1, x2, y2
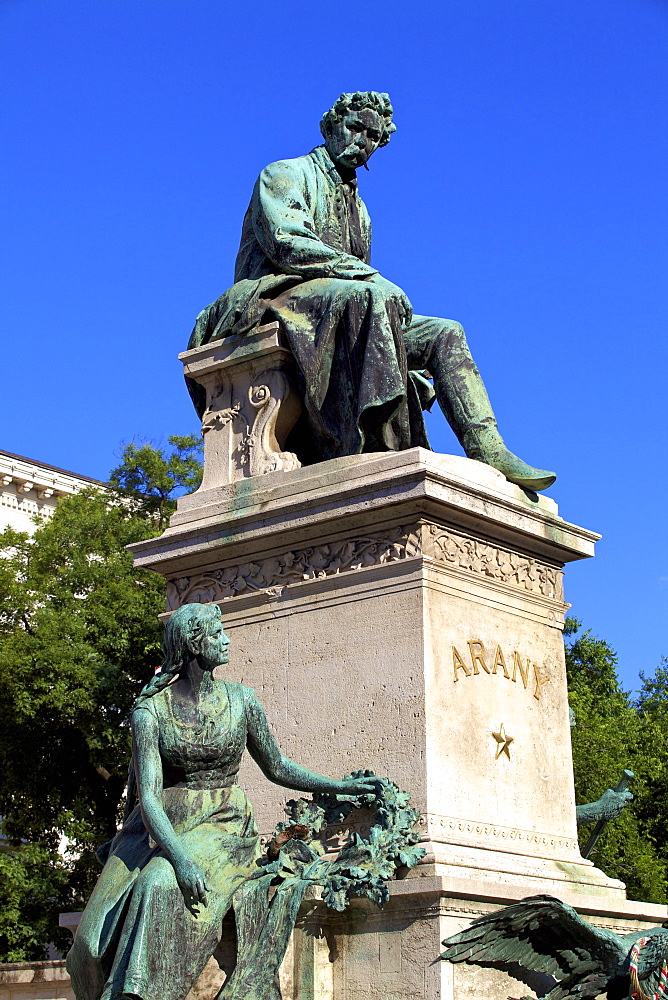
(320, 91, 396, 172)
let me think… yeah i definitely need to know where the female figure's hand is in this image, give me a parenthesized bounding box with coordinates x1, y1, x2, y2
(337, 775, 387, 798)
(172, 855, 209, 907)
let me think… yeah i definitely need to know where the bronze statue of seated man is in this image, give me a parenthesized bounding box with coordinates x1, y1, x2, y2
(188, 90, 555, 492)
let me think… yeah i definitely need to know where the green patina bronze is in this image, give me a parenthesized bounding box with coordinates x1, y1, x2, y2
(222, 774, 425, 1000)
(188, 91, 556, 492)
(569, 708, 634, 848)
(66, 603, 424, 1000)
(440, 894, 668, 1000)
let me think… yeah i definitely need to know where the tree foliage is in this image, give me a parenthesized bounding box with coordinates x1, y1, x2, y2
(0, 845, 74, 961)
(0, 437, 201, 960)
(567, 618, 668, 903)
(109, 435, 202, 529)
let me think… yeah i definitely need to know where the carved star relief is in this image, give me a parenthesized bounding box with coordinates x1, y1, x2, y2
(492, 723, 514, 760)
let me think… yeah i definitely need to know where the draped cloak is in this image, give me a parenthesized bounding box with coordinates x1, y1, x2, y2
(187, 145, 436, 462)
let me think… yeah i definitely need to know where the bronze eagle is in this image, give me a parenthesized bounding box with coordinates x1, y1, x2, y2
(440, 894, 668, 1000)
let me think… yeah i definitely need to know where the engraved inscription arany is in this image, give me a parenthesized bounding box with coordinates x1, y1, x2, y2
(452, 639, 550, 700)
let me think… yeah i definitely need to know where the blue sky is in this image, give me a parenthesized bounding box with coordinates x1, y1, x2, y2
(1, 0, 666, 689)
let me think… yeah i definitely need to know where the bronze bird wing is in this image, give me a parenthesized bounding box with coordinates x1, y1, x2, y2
(441, 895, 626, 982)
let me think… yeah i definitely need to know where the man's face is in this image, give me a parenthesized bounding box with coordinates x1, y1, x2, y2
(325, 108, 384, 172)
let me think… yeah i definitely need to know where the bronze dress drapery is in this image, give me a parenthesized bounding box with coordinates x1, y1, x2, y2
(66, 681, 260, 1000)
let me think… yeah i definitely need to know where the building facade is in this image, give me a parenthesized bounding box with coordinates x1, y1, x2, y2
(0, 449, 105, 534)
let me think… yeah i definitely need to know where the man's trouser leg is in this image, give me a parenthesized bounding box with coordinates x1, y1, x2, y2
(404, 316, 556, 491)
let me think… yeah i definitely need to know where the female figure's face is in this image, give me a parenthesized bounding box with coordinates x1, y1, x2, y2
(191, 615, 230, 670)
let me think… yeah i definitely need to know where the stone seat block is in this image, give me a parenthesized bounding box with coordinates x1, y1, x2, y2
(179, 322, 302, 489)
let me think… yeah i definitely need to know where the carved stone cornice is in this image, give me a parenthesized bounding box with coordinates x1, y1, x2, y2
(419, 812, 581, 858)
(166, 524, 422, 610)
(422, 524, 564, 601)
(0, 450, 106, 533)
(166, 521, 563, 611)
(0, 452, 101, 501)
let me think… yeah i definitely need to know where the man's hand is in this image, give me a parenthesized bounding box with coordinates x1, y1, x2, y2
(597, 786, 633, 821)
(366, 275, 413, 326)
(173, 855, 209, 907)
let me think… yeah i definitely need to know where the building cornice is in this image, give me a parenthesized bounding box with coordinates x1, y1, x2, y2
(0, 450, 107, 529)
(0, 449, 105, 492)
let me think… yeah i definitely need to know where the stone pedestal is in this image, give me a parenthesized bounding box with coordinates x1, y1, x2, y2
(181, 322, 302, 486)
(130, 448, 667, 999)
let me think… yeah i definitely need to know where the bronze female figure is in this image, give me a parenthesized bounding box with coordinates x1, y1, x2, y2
(66, 602, 380, 1000)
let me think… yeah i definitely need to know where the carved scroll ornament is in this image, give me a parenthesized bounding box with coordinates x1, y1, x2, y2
(201, 369, 302, 482)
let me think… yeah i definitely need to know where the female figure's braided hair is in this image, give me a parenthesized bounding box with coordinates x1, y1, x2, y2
(134, 602, 223, 707)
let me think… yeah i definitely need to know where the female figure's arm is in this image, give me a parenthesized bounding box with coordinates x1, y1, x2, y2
(245, 694, 381, 797)
(131, 707, 209, 906)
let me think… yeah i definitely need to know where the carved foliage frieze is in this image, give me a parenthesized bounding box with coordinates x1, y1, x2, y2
(166, 522, 564, 610)
(166, 525, 421, 610)
(423, 524, 564, 601)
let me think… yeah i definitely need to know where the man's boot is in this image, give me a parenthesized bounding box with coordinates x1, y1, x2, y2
(434, 354, 556, 492)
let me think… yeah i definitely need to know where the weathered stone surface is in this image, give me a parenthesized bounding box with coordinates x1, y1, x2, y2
(124, 449, 668, 998)
(181, 322, 302, 489)
(34, 888, 668, 1000)
(130, 450, 607, 896)
(0, 960, 74, 1000)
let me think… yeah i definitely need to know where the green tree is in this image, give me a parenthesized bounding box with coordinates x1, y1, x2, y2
(633, 658, 668, 880)
(566, 618, 667, 903)
(109, 435, 202, 529)
(0, 437, 202, 960)
(0, 845, 74, 962)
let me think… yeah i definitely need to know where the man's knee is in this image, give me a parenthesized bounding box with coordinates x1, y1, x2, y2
(325, 278, 378, 308)
(430, 321, 474, 367)
(405, 316, 469, 369)
(349, 278, 386, 305)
